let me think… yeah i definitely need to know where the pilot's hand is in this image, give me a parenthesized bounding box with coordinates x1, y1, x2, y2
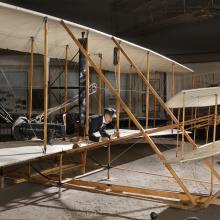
(99, 137, 110, 142)
(111, 131, 119, 139)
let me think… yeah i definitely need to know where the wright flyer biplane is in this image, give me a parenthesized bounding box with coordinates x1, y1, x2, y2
(0, 2, 220, 210)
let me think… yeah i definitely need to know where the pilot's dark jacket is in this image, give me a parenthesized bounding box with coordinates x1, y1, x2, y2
(89, 115, 113, 142)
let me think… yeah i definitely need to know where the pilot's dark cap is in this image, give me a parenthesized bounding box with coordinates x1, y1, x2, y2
(104, 108, 116, 118)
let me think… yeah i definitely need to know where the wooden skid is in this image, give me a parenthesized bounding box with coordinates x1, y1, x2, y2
(62, 179, 220, 209)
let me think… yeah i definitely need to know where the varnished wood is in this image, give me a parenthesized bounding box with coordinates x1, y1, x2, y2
(28, 37, 34, 119)
(85, 31, 90, 136)
(116, 48, 121, 131)
(64, 45, 69, 123)
(61, 21, 196, 205)
(146, 51, 150, 128)
(43, 18, 48, 151)
(98, 53, 103, 115)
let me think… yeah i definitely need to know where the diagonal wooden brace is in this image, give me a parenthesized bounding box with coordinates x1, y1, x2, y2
(60, 20, 196, 205)
(112, 37, 220, 184)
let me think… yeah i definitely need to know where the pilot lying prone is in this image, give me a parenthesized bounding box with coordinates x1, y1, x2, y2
(88, 108, 117, 142)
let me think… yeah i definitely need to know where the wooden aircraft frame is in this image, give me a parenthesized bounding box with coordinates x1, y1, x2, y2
(0, 3, 220, 210)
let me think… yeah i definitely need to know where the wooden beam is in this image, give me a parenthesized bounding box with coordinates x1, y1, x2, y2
(153, 72, 157, 127)
(107, 144, 111, 179)
(116, 48, 121, 131)
(28, 37, 34, 119)
(146, 51, 150, 128)
(211, 94, 218, 195)
(60, 21, 196, 205)
(98, 53, 103, 115)
(176, 108, 180, 157)
(181, 92, 185, 159)
(85, 31, 90, 136)
(64, 179, 220, 208)
(128, 67, 132, 128)
(59, 153, 63, 183)
(171, 63, 175, 96)
(64, 45, 69, 120)
(81, 150, 87, 174)
(43, 17, 48, 152)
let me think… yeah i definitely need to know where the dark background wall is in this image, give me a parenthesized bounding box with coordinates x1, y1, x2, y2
(1, 0, 220, 62)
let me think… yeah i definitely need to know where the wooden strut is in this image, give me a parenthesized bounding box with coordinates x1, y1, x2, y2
(128, 66, 132, 128)
(98, 53, 103, 115)
(43, 17, 48, 152)
(64, 45, 69, 124)
(59, 152, 63, 197)
(28, 37, 34, 119)
(206, 107, 211, 144)
(171, 63, 175, 96)
(204, 95, 218, 208)
(85, 31, 90, 136)
(63, 179, 220, 209)
(31, 175, 220, 209)
(176, 108, 180, 157)
(193, 107, 197, 143)
(153, 72, 157, 128)
(111, 37, 220, 184)
(81, 151, 87, 174)
(60, 20, 196, 205)
(107, 144, 111, 179)
(181, 92, 185, 159)
(146, 52, 150, 128)
(171, 63, 175, 133)
(116, 47, 121, 132)
(209, 94, 218, 200)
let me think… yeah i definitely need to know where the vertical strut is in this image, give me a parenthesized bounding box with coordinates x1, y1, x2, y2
(146, 51, 150, 128)
(43, 17, 48, 152)
(28, 37, 34, 119)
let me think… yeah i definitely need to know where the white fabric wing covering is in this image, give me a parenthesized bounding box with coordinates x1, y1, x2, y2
(0, 3, 193, 74)
(166, 87, 220, 108)
(167, 140, 220, 164)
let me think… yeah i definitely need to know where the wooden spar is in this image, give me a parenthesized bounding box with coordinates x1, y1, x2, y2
(81, 151, 87, 174)
(191, 73, 195, 130)
(98, 53, 103, 115)
(116, 48, 121, 131)
(176, 108, 180, 157)
(58, 152, 63, 198)
(206, 107, 211, 144)
(85, 31, 90, 136)
(59, 152, 63, 183)
(64, 179, 220, 208)
(60, 20, 196, 205)
(107, 144, 111, 179)
(146, 51, 150, 128)
(171, 63, 175, 132)
(128, 66, 132, 128)
(64, 45, 69, 122)
(171, 63, 175, 96)
(153, 72, 157, 127)
(181, 92, 185, 159)
(111, 37, 220, 183)
(193, 107, 197, 143)
(28, 37, 34, 119)
(213, 94, 218, 145)
(211, 94, 218, 195)
(43, 17, 48, 151)
(205, 95, 218, 207)
(204, 190, 220, 208)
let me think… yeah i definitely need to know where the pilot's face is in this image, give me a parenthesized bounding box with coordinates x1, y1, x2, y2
(104, 113, 112, 124)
